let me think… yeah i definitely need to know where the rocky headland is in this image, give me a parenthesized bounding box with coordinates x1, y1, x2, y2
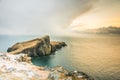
(7, 35, 67, 56)
(0, 35, 94, 80)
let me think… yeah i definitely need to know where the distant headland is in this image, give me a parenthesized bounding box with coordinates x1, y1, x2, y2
(75, 26, 120, 34)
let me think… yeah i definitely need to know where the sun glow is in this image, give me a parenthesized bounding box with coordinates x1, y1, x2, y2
(68, 0, 120, 32)
(69, 13, 102, 31)
(69, 13, 120, 32)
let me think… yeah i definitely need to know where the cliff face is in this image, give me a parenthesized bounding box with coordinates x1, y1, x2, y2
(7, 35, 66, 56)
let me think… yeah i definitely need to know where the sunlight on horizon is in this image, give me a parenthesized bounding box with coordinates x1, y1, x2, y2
(68, 0, 120, 32)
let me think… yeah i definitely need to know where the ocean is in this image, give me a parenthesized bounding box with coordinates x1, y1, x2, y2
(0, 34, 120, 80)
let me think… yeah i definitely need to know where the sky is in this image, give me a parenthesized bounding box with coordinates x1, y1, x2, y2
(0, 0, 120, 35)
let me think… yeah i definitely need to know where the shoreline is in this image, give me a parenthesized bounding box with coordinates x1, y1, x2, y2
(0, 35, 94, 80)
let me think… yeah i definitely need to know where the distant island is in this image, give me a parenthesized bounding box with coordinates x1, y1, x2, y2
(83, 26, 120, 34)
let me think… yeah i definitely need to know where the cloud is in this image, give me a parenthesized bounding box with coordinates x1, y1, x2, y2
(0, 0, 99, 35)
(69, 0, 120, 32)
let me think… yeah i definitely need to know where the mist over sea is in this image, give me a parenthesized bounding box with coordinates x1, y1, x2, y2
(0, 34, 120, 80)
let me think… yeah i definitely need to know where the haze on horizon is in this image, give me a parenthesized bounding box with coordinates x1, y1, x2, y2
(0, 0, 120, 35)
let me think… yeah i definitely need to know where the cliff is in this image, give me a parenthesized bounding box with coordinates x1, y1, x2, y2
(7, 35, 67, 56)
(0, 52, 94, 80)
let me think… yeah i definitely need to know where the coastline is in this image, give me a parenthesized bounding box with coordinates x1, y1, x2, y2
(0, 52, 94, 80)
(0, 35, 94, 80)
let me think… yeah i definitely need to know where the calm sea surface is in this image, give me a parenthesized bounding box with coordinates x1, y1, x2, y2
(0, 34, 120, 80)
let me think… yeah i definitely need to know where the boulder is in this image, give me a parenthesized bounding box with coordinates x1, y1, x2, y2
(67, 71, 94, 80)
(7, 35, 66, 56)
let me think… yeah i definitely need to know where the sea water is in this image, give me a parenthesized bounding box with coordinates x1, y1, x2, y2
(0, 34, 120, 80)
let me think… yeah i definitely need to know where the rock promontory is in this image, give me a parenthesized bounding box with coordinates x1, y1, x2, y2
(7, 35, 67, 56)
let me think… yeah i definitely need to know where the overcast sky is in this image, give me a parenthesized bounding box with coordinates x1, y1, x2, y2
(0, 0, 120, 35)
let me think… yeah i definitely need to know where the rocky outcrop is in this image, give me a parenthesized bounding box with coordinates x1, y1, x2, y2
(51, 41, 67, 53)
(0, 53, 94, 80)
(7, 35, 66, 56)
(67, 71, 94, 80)
(49, 66, 94, 80)
(0, 53, 50, 80)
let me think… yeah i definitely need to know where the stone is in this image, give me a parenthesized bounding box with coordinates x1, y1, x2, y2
(48, 66, 94, 80)
(67, 71, 94, 80)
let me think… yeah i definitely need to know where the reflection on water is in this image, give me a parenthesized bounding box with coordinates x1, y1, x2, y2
(66, 36, 120, 80)
(0, 34, 120, 80)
